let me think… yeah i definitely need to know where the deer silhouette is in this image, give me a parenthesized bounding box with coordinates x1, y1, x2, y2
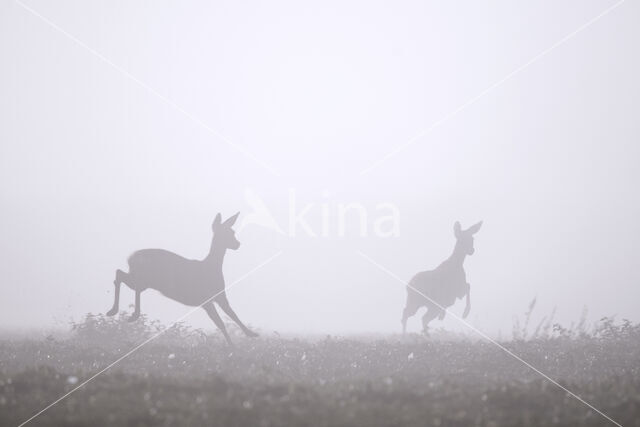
(402, 221, 482, 334)
(106, 212, 259, 345)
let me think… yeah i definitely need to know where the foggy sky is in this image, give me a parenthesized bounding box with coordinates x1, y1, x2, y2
(1, 0, 639, 335)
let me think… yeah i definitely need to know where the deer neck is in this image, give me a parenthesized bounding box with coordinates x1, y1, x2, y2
(448, 241, 467, 267)
(205, 239, 226, 266)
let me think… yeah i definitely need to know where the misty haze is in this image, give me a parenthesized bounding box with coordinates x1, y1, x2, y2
(1, 1, 639, 426)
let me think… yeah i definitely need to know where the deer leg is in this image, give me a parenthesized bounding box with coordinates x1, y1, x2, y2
(401, 303, 420, 334)
(107, 269, 125, 316)
(216, 293, 259, 338)
(203, 302, 233, 346)
(421, 306, 440, 335)
(401, 289, 422, 334)
(128, 289, 141, 322)
(463, 287, 471, 319)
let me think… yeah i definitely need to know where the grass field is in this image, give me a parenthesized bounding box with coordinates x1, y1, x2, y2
(1, 314, 639, 426)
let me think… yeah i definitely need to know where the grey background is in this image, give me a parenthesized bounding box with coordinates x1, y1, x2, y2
(1, 0, 638, 335)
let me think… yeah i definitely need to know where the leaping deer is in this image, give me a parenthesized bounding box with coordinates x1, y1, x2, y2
(106, 212, 259, 345)
(402, 221, 482, 334)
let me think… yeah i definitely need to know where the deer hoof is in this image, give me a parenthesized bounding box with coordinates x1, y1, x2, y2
(106, 308, 118, 316)
(128, 313, 140, 322)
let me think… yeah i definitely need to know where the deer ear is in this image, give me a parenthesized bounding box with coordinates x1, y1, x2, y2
(467, 221, 483, 235)
(454, 221, 462, 238)
(223, 212, 240, 227)
(212, 213, 222, 230)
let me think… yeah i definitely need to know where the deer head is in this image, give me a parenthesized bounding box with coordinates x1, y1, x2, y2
(212, 212, 241, 250)
(454, 221, 482, 255)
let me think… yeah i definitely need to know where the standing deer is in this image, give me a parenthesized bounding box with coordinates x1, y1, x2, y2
(106, 212, 259, 345)
(402, 221, 482, 334)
